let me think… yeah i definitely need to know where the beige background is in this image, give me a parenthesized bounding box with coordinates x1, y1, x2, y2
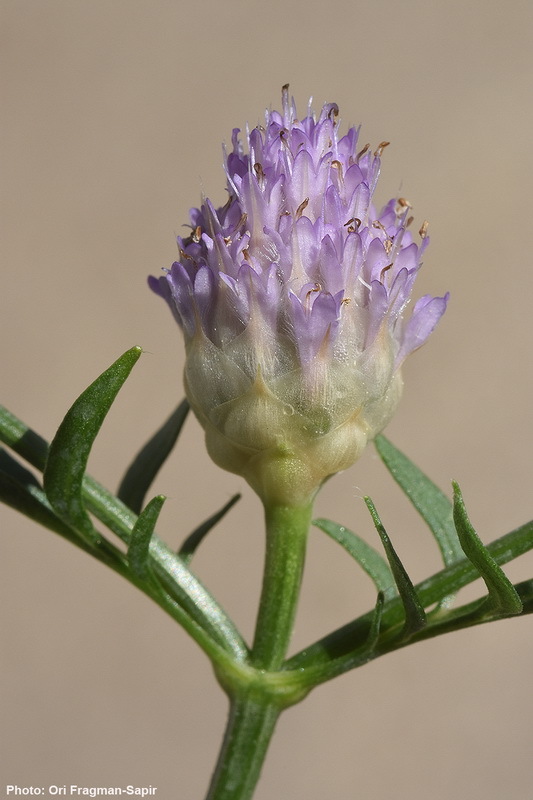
(2, 1, 532, 798)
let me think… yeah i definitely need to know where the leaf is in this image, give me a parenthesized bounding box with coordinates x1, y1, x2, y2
(365, 496, 427, 638)
(452, 482, 522, 616)
(366, 591, 385, 649)
(0, 404, 49, 472)
(0, 408, 249, 661)
(375, 435, 463, 567)
(179, 493, 241, 565)
(286, 520, 533, 680)
(118, 399, 189, 514)
(0, 448, 76, 540)
(0, 448, 126, 570)
(43, 346, 142, 538)
(128, 495, 166, 581)
(313, 518, 395, 597)
(515, 580, 533, 615)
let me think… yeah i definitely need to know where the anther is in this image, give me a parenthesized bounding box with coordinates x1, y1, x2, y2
(374, 141, 390, 157)
(221, 195, 234, 214)
(236, 213, 248, 230)
(419, 220, 429, 239)
(379, 263, 393, 282)
(306, 283, 322, 302)
(179, 249, 196, 264)
(295, 198, 309, 220)
(344, 217, 361, 229)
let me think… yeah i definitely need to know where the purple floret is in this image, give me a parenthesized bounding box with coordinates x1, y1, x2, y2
(150, 86, 447, 381)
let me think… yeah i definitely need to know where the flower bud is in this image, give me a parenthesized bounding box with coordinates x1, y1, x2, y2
(150, 88, 448, 505)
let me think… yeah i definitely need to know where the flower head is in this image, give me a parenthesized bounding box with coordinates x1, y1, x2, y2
(150, 87, 448, 505)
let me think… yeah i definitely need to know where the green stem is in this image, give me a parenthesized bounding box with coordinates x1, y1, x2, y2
(252, 503, 312, 670)
(205, 692, 281, 800)
(207, 501, 312, 800)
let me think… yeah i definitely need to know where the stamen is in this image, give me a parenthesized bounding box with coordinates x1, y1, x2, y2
(305, 283, 321, 306)
(295, 198, 309, 220)
(379, 263, 393, 282)
(220, 194, 234, 215)
(179, 249, 196, 264)
(374, 141, 390, 157)
(344, 217, 362, 230)
(419, 220, 429, 239)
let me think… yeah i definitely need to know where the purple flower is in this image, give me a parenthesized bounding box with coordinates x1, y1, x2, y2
(150, 87, 448, 505)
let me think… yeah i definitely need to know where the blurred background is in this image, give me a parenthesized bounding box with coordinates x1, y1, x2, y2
(1, 1, 532, 798)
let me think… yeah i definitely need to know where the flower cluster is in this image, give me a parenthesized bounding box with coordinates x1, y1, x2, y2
(150, 87, 448, 505)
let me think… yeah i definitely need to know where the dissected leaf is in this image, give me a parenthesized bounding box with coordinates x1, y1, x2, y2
(375, 435, 463, 567)
(452, 482, 522, 616)
(179, 493, 241, 565)
(365, 496, 427, 638)
(514, 580, 533, 615)
(0, 448, 76, 540)
(0, 448, 124, 571)
(118, 399, 189, 514)
(0, 404, 49, 472)
(313, 517, 395, 597)
(366, 591, 385, 649)
(43, 347, 142, 538)
(128, 495, 166, 580)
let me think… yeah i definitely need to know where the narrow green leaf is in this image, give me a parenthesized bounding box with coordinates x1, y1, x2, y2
(0, 404, 49, 471)
(43, 346, 142, 537)
(179, 493, 241, 565)
(515, 580, 533, 615)
(365, 496, 427, 638)
(128, 495, 166, 580)
(0, 448, 77, 540)
(287, 521, 533, 680)
(375, 435, 463, 567)
(118, 399, 189, 514)
(313, 518, 396, 597)
(1, 447, 41, 491)
(0, 448, 125, 571)
(366, 591, 385, 649)
(0, 408, 249, 661)
(452, 482, 522, 616)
